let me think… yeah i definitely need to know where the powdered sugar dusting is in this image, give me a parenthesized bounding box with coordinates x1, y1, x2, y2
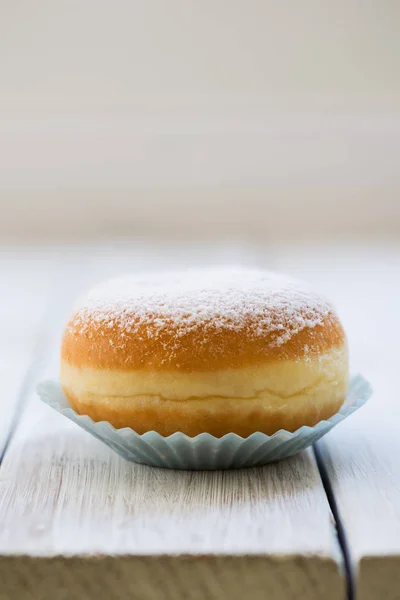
(71, 268, 333, 351)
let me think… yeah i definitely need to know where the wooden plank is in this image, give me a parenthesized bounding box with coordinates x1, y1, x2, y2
(0, 407, 344, 599)
(0, 248, 55, 455)
(272, 243, 400, 600)
(0, 244, 345, 600)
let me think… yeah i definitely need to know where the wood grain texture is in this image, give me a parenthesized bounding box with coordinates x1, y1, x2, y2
(0, 244, 344, 600)
(0, 248, 55, 454)
(272, 244, 400, 600)
(0, 403, 337, 557)
(0, 403, 344, 599)
(0, 555, 342, 600)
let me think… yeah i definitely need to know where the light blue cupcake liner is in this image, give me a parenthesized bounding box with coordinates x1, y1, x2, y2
(37, 375, 371, 470)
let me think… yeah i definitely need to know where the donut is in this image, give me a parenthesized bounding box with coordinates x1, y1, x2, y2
(60, 268, 348, 437)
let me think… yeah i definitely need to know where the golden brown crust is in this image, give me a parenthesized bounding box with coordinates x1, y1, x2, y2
(62, 311, 345, 372)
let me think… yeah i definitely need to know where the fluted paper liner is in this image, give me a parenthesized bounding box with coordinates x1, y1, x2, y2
(37, 375, 371, 470)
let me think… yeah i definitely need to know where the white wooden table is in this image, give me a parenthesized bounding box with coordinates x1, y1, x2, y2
(0, 241, 398, 600)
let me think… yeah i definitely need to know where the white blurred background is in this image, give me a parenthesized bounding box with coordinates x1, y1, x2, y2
(0, 0, 399, 243)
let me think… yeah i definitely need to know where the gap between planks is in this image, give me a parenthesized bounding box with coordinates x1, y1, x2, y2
(0, 248, 60, 459)
(273, 244, 400, 600)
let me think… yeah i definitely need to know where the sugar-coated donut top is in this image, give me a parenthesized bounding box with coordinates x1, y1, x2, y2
(62, 268, 345, 371)
(73, 268, 331, 345)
